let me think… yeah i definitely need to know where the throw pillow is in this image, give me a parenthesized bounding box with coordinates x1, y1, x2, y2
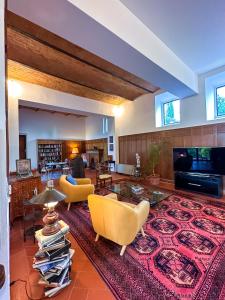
(66, 175, 77, 185)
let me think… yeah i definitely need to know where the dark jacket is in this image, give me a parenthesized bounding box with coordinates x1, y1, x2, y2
(71, 156, 85, 178)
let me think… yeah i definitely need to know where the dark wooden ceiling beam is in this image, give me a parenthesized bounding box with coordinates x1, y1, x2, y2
(8, 27, 150, 100)
(6, 10, 158, 94)
(8, 60, 126, 105)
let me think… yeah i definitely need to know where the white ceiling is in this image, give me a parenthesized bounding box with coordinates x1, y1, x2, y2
(120, 0, 225, 74)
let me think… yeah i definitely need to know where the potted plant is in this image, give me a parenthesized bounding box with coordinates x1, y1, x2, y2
(145, 142, 162, 185)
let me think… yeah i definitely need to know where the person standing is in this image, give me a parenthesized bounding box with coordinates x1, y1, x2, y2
(71, 155, 85, 178)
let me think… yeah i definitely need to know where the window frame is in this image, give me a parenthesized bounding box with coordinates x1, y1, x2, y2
(162, 98, 180, 126)
(214, 84, 225, 119)
(102, 117, 109, 134)
(205, 70, 225, 121)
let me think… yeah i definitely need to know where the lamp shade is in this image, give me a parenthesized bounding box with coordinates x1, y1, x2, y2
(29, 188, 66, 205)
(72, 147, 79, 154)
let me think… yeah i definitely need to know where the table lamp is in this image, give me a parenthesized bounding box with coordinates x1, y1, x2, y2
(29, 180, 66, 236)
(72, 147, 79, 155)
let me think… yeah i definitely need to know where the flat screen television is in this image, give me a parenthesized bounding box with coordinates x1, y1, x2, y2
(173, 147, 225, 175)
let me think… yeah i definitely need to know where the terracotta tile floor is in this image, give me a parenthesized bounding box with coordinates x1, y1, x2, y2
(10, 220, 116, 300)
(10, 170, 128, 300)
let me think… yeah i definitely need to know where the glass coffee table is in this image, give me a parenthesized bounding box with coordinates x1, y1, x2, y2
(107, 181, 171, 206)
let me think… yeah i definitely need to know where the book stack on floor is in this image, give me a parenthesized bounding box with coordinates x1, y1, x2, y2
(33, 220, 74, 297)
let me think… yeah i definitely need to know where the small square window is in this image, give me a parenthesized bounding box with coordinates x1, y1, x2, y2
(216, 85, 225, 117)
(163, 99, 180, 126)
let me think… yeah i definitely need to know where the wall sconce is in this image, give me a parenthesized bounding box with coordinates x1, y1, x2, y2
(113, 105, 124, 117)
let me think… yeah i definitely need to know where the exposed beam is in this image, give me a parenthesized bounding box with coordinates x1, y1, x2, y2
(6, 10, 159, 104)
(6, 11, 158, 94)
(8, 60, 127, 105)
(19, 104, 88, 118)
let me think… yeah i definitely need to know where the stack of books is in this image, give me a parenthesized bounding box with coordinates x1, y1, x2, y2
(33, 220, 74, 297)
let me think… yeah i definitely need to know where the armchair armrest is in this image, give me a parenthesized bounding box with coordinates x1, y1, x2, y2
(64, 183, 95, 203)
(134, 200, 150, 228)
(76, 178, 92, 185)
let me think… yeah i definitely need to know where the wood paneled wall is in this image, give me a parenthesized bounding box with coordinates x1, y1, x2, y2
(119, 124, 225, 180)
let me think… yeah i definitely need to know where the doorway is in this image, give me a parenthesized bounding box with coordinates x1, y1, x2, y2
(19, 134, 27, 159)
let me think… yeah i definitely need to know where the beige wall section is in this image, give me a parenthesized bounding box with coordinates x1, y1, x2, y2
(8, 80, 116, 171)
(112, 65, 225, 164)
(8, 94, 19, 172)
(0, 0, 10, 299)
(19, 108, 86, 169)
(115, 65, 225, 137)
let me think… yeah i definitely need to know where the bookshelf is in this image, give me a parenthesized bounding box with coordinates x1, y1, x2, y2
(37, 140, 63, 166)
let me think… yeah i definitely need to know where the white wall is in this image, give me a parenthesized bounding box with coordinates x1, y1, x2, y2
(85, 115, 114, 140)
(19, 108, 86, 169)
(0, 1, 10, 299)
(85, 115, 115, 160)
(8, 80, 115, 171)
(116, 65, 225, 137)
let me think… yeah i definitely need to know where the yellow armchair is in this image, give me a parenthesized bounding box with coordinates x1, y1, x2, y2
(59, 175, 95, 210)
(88, 194, 150, 256)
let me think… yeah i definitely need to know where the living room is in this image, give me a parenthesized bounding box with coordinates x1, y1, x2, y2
(1, 1, 225, 300)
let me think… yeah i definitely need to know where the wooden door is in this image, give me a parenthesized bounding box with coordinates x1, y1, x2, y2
(19, 135, 26, 159)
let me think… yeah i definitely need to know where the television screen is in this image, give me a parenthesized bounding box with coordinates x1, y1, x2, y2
(173, 147, 225, 175)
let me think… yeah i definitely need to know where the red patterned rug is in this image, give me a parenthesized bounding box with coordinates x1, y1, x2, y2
(57, 186, 225, 300)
